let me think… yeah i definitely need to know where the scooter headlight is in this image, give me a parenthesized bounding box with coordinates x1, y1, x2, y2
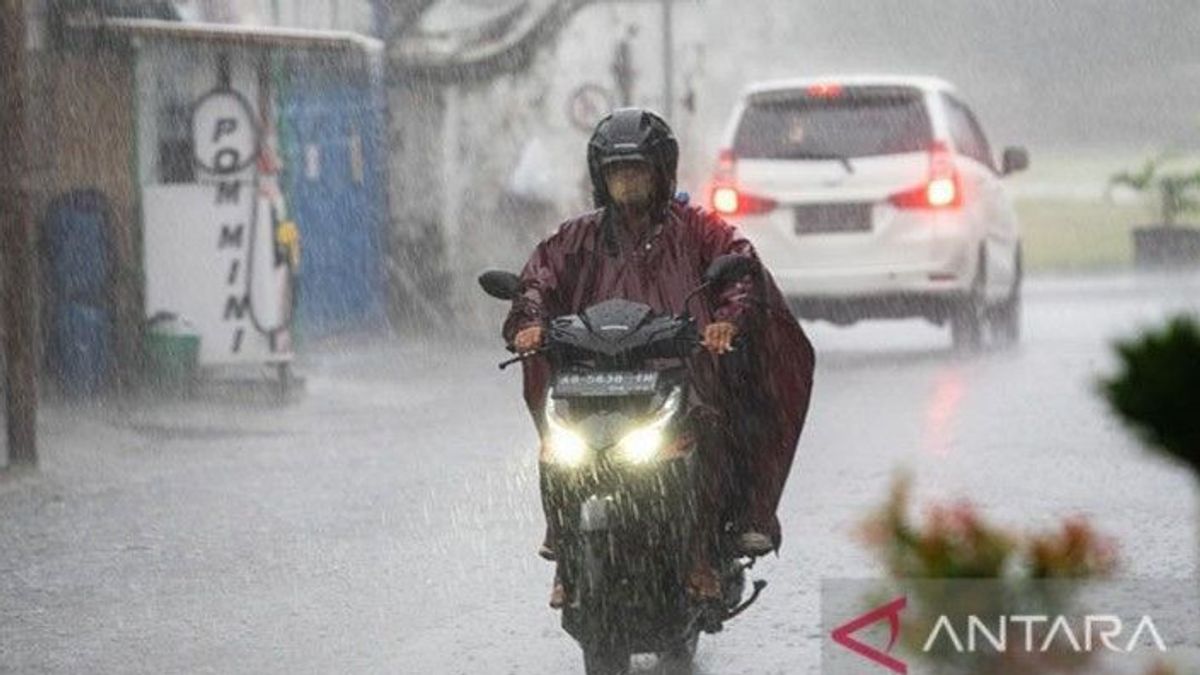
(615, 387, 682, 465)
(548, 428, 589, 466)
(545, 392, 589, 467)
(616, 427, 664, 464)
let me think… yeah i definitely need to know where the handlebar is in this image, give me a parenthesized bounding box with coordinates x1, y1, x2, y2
(497, 332, 745, 370)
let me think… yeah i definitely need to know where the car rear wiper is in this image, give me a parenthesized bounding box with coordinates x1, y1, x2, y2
(785, 151, 854, 174)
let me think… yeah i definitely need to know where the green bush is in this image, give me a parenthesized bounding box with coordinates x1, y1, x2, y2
(1103, 315, 1200, 474)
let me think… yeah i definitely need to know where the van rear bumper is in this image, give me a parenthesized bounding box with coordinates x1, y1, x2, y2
(773, 265, 973, 324)
(787, 291, 968, 324)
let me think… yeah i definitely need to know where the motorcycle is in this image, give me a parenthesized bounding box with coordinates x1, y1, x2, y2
(480, 254, 768, 675)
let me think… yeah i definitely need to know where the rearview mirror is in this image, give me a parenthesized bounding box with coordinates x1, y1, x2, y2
(1002, 146, 1029, 176)
(478, 270, 521, 301)
(703, 254, 758, 286)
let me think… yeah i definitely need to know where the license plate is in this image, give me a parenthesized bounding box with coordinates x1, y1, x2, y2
(553, 371, 659, 397)
(794, 202, 873, 234)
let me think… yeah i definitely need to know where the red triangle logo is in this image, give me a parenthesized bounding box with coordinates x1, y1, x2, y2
(831, 595, 908, 674)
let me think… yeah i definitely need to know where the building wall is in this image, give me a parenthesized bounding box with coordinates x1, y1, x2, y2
(278, 49, 391, 335)
(174, 0, 379, 35)
(27, 50, 141, 391)
(388, 2, 709, 327)
(384, 80, 458, 328)
(36, 54, 138, 227)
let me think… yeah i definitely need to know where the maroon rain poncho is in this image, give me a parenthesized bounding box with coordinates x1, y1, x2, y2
(503, 200, 815, 546)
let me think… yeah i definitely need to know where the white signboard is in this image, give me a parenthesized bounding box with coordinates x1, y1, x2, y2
(191, 90, 259, 175)
(144, 185, 292, 365)
(143, 86, 293, 367)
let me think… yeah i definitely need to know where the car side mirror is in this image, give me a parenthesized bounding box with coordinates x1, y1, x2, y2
(478, 270, 521, 301)
(1002, 147, 1029, 176)
(703, 254, 758, 286)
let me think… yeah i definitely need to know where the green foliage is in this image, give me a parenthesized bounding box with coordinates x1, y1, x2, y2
(1110, 157, 1162, 193)
(1108, 157, 1200, 226)
(1099, 317, 1199, 675)
(1103, 315, 1200, 475)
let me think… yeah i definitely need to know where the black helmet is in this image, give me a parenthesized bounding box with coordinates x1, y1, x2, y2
(587, 108, 679, 211)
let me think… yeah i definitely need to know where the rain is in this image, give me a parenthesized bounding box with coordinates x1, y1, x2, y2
(2, 1, 1200, 674)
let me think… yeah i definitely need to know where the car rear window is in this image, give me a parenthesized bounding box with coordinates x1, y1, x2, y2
(733, 88, 932, 160)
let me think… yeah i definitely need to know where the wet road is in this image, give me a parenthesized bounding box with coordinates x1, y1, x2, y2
(2, 272, 1198, 674)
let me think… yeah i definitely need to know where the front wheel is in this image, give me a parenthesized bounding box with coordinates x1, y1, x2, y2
(658, 630, 700, 675)
(583, 644, 629, 675)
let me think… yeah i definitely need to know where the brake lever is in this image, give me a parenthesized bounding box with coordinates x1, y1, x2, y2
(499, 346, 549, 370)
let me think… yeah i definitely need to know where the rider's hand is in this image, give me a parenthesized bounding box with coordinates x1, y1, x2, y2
(702, 321, 737, 355)
(513, 325, 545, 353)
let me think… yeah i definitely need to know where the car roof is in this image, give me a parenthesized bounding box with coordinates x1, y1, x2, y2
(743, 74, 957, 97)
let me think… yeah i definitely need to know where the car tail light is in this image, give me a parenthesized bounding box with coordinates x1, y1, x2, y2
(888, 141, 962, 209)
(712, 186, 739, 214)
(711, 185, 778, 216)
(710, 148, 777, 216)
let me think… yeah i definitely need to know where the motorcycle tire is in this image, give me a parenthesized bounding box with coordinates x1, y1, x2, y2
(583, 644, 629, 675)
(658, 630, 699, 675)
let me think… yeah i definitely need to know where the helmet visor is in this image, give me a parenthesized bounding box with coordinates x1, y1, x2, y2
(598, 147, 651, 167)
(603, 162, 656, 208)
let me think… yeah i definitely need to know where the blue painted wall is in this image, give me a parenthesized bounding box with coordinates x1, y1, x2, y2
(278, 54, 389, 337)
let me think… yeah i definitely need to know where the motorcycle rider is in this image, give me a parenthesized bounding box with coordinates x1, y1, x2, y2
(503, 108, 815, 606)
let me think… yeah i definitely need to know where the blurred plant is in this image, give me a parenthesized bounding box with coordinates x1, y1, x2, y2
(1102, 315, 1200, 475)
(1141, 661, 1181, 675)
(858, 475, 1119, 674)
(1103, 317, 1200, 675)
(1028, 516, 1121, 579)
(860, 475, 1117, 581)
(1108, 157, 1200, 227)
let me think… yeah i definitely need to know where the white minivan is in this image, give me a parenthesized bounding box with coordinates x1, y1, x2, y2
(710, 75, 1029, 348)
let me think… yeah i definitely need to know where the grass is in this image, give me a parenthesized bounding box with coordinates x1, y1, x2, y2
(1016, 198, 1155, 273)
(1009, 148, 1200, 273)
